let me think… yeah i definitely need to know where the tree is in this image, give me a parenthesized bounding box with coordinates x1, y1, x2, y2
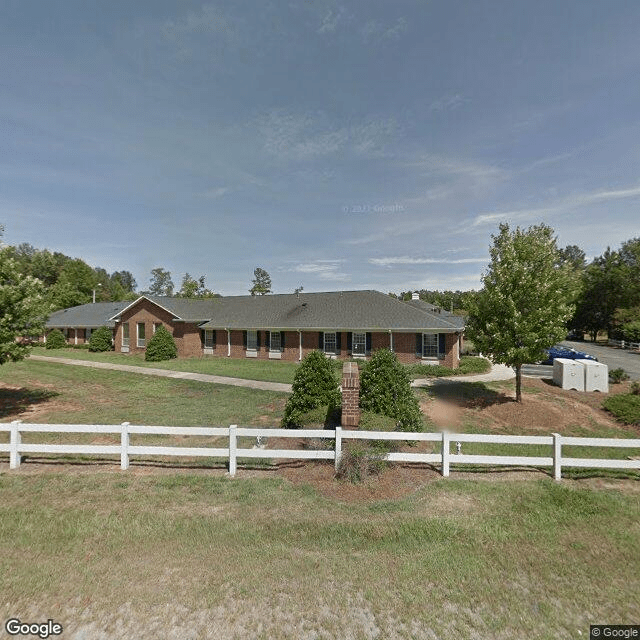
(557, 245, 587, 271)
(145, 325, 177, 362)
(467, 223, 577, 402)
(176, 273, 216, 298)
(88, 326, 114, 352)
(111, 270, 137, 294)
(0, 246, 51, 363)
(359, 348, 423, 432)
(282, 350, 341, 427)
(249, 267, 272, 296)
(149, 268, 174, 296)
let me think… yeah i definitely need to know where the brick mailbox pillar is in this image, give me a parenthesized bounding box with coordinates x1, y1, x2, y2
(341, 361, 360, 428)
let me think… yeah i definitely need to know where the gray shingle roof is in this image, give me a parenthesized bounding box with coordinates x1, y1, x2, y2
(110, 291, 464, 332)
(404, 299, 466, 330)
(46, 301, 130, 328)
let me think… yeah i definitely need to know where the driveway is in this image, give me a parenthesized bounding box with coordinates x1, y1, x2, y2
(560, 340, 640, 380)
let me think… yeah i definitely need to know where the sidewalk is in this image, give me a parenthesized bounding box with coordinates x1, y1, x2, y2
(28, 355, 293, 393)
(30, 354, 513, 392)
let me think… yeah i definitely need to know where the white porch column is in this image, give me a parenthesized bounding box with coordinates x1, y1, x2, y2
(389, 330, 394, 352)
(74, 328, 78, 345)
(227, 329, 231, 357)
(298, 330, 302, 361)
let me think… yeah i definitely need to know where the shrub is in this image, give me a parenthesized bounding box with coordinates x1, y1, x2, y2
(88, 326, 114, 352)
(336, 441, 387, 483)
(622, 321, 640, 343)
(72, 343, 91, 350)
(359, 348, 424, 432)
(609, 368, 630, 384)
(45, 329, 66, 350)
(630, 381, 640, 396)
(145, 325, 177, 362)
(282, 350, 341, 428)
(602, 394, 640, 425)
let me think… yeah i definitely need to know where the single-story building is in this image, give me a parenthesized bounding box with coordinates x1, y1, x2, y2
(45, 290, 466, 367)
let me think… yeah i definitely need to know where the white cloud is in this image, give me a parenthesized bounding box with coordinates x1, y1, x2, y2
(361, 17, 408, 42)
(288, 260, 350, 281)
(200, 187, 229, 199)
(428, 93, 467, 112)
(369, 256, 487, 267)
(317, 6, 347, 34)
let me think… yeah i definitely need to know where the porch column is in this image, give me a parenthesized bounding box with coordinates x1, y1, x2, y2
(227, 329, 231, 357)
(389, 330, 393, 352)
(74, 328, 78, 345)
(298, 330, 302, 361)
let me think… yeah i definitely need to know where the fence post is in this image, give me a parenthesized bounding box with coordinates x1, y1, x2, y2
(229, 425, 237, 477)
(10, 420, 22, 469)
(121, 422, 130, 470)
(441, 431, 450, 478)
(335, 426, 342, 472)
(552, 433, 562, 481)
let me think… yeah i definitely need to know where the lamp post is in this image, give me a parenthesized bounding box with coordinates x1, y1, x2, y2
(92, 283, 102, 304)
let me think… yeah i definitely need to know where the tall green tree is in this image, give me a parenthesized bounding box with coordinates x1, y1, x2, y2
(148, 268, 174, 296)
(176, 273, 216, 298)
(249, 267, 272, 296)
(0, 246, 51, 364)
(467, 223, 577, 402)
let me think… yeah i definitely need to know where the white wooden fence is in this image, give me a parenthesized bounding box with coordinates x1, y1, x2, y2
(1, 421, 639, 481)
(608, 338, 640, 351)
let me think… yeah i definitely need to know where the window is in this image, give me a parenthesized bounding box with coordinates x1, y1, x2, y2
(247, 330, 258, 350)
(85, 328, 92, 342)
(204, 329, 215, 349)
(352, 332, 366, 355)
(153, 322, 162, 334)
(269, 331, 281, 352)
(422, 333, 438, 358)
(137, 322, 146, 348)
(122, 323, 130, 347)
(323, 331, 337, 354)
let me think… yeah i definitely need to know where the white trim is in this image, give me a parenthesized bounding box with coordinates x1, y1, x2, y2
(136, 322, 146, 348)
(108, 296, 181, 322)
(269, 330, 282, 353)
(122, 322, 130, 348)
(323, 331, 337, 354)
(246, 329, 258, 351)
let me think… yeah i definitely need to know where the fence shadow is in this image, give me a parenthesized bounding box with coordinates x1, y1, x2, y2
(0, 387, 59, 419)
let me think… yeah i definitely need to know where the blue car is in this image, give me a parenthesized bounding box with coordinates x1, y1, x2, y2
(542, 345, 598, 365)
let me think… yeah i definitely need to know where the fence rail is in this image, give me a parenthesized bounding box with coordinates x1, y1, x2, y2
(1, 421, 639, 481)
(608, 338, 640, 351)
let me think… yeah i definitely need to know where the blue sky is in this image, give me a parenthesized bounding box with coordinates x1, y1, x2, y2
(2, 1, 640, 295)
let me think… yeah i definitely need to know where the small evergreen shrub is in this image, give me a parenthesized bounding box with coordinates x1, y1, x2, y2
(45, 329, 66, 350)
(88, 326, 114, 352)
(630, 381, 640, 396)
(145, 325, 177, 362)
(602, 394, 640, 425)
(282, 350, 341, 428)
(609, 368, 630, 384)
(359, 348, 424, 432)
(336, 441, 387, 483)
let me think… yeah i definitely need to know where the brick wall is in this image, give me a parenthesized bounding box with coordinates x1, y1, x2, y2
(341, 361, 360, 428)
(114, 299, 177, 355)
(443, 332, 460, 369)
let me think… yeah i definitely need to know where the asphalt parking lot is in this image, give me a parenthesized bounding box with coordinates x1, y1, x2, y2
(522, 341, 640, 380)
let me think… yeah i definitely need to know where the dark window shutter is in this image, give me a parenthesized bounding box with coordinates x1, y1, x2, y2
(319, 332, 324, 350)
(439, 333, 446, 356)
(212, 330, 216, 347)
(366, 332, 372, 353)
(347, 332, 352, 351)
(243, 330, 247, 349)
(280, 331, 285, 350)
(256, 331, 261, 350)
(200, 330, 205, 345)
(416, 333, 422, 356)
(336, 332, 341, 353)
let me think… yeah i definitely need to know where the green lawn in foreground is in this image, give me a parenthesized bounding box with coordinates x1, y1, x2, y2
(0, 473, 637, 639)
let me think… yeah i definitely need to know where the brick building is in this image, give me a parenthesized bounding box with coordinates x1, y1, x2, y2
(45, 290, 465, 368)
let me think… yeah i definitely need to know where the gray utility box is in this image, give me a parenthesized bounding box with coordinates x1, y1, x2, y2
(553, 358, 585, 391)
(576, 359, 609, 393)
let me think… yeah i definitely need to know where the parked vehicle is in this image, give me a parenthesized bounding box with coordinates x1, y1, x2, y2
(541, 345, 598, 365)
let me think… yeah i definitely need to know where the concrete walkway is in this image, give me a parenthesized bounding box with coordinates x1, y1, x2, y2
(30, 354, 513, 392)
(410, 363, 514, 388)
(28, 355, 293, 393)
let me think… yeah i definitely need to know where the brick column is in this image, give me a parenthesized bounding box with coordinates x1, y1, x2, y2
(341, 361, 360, 428)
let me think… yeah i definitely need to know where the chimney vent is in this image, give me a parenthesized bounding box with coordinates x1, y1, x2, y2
(411, 292, 420, 301)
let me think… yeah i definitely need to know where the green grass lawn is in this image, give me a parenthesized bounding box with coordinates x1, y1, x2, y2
(0, 472, 637, 639)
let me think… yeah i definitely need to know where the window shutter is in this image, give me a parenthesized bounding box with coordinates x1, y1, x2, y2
(212, 330, 216, 347)
(256, 331, 261, 350)
(336, 332, 341, 353)
(319, 332, 324, 350)
(200, 330, 205, 346)
(243, 330, 247, 349)
(416, 333, 422, 356)
(347, 332, 352, 351)
(439, 333, 446, 357)
(366, 332, 372, 353)
(280, 331, 285, 350)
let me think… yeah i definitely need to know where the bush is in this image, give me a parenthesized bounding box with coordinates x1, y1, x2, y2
(144, 325, 177, 362)
(602, 394, 640, 425)
(609, 368, 630, 384)
(406, 356, 491, 379)
(630, 381, 640, 396)
(282, 350, 341, 428)
(359, 348, 424, 432)
(336, 441, 387, 483)
(45, 329, 66, 349)
(623, 321, 640, 343)
(72, 343, 91, 350)
(88, 326, 114, 352)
